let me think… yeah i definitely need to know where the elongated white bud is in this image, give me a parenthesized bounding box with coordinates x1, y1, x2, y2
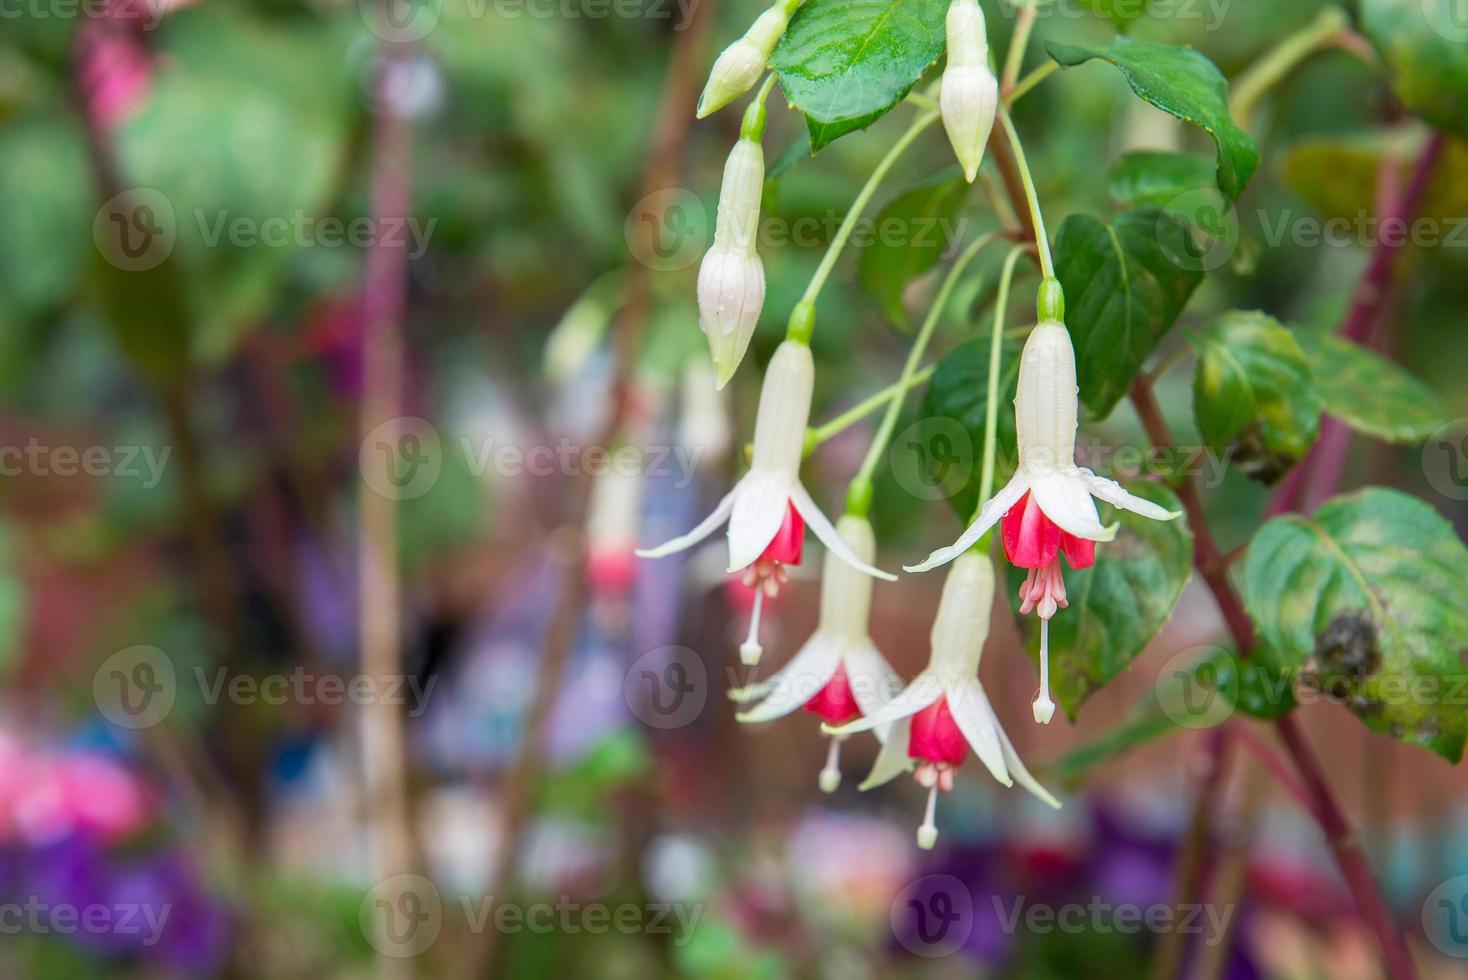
(698, 137, 766, 389)
(697, 4, 789, 119)
(1014, 319, 1079, 473)
(940, 0, 997, 182)
(818, 516, 877, 640)
(748, 340, 813, 478)
(927, 552, 994, 678)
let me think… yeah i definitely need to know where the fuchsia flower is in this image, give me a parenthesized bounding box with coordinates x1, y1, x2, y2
(826, 552, 1059, 848)
(732, 515, 901, 792)
(637, 341, 895, 664)
(904, 319, 1179, 723)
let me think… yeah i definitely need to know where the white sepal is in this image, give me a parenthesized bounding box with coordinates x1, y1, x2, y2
(926, 552, 994, 679)
(748, 341, 813, 477)
(1014, 319, 1079, 474)
(697, 248, 765, 390)
(820, 515, 877, 637)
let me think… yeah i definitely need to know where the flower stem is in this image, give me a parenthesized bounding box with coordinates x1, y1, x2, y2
(1005, 61, 1057, 105)
(786, 108, 941, 343)
(802, 365, 938, 454)
(1001, 3, 1037, 96)
(740, 73, 780, 141)
(845, 231, 1002, 516)
(996, 107, 1054, 280)
(974, 245, 1028, 517)
(1229, 7, 1352, 129)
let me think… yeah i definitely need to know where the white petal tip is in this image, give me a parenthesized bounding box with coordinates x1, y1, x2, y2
(903, 553, 949, 574)
(917, 826, 938, 850)
(1098, 522, 1120, 542)
(633, 549, 654, 559)
(1164, 509, 1184, 521)
(818, 769, 841, 794)
(727, 685, 760, 703)
(870, 568, 899, 582)
(739, 641, 763, 666)
(962, 163, 980, 183)
(1032, 697, 1056, 725)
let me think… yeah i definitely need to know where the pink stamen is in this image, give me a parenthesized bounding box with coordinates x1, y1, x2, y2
(1017, 557, 1069, 620)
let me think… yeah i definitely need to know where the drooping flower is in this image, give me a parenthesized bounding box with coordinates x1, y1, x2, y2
(731, 514, 901, 792)
(637, 340, 896, 664)
(904, 314, 1179, 723)
(939, 0, 998, 183)
(698, 134, 766, 389)
(826, 552, 1059, 849)
(696, 0, 795, 119)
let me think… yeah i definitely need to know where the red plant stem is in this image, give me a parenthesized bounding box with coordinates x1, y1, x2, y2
(1128, 379, 1418, 980)
(1226, 721, 1318, 820)
(1300, 133, 1446, 512)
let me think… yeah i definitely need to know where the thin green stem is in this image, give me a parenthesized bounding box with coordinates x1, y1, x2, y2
(740, 74, 780, 140)
(1005, 61, 1057, 106)
(997, 107, 1053, 280)
(1001, 3, 1036, 95)
(975, 245, 1027, 520)
(845, 231, 1003, 515)
(1229, 7, 1350, 129)
(786, 109, 941, 343)
(802, 364, 936, 451)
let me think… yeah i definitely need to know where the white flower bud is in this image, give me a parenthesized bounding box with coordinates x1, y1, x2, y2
(748, 340, 813, 478)
(940, 0, 996, 183)
(697, 4, 789, 119)
(928, 552, 994, 678)
(698, 137, 766, 388)
(1014, 319, 1079, 474)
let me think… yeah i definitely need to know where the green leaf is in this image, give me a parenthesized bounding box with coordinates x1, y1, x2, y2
(857, 168, 967, 329)
(771, 0, 947, 153)
(1107, 151, 1217, 208)
(1046, 38, 1259, 198)
(917, 335, 1021, 521)
(1054, 209, 1204, 418)
(1190, 311, 1321, 484)
(1296, 333, 1448, 443)
(1360, 0, 1468, 138)
(1243, 487, 1468, 762)
(1009, 481, 1193, 720)
(0, 117, 91, 315)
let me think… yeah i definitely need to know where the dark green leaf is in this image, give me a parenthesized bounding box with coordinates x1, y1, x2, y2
(917, 335, 1021, 521)
(858, 168, 967, 329)
(1046, 38, 1259, 198)
(1009, 481, 1193, 720)
(1243, 487, 1468, 762)
(1360, 0, 1468, 138)
(1190, 311, 1321, 484)
(1297, 333, 1448, 443)
(1054, 209, 1204, 418)
(771, 0, 948, 152)
(1107, 151, 1217, 208)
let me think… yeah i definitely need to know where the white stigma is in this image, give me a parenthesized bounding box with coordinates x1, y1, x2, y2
(819, 737, 842, 794)
(917, 785, 939, 850)
(1032, 617, 1056, 724)
(740, 589, 766, 665)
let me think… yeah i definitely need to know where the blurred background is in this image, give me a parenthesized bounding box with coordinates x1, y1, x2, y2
(2, 0, 1468, 977)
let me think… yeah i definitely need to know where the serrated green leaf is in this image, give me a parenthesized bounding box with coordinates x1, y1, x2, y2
(858, 168, 967, 329)
(1107, 151, 1216, 208)
(917, 335, 1021, 521)
(1297, 333, 1448, 443)
(771, 0, 947, 153)
(1360, 0, 1468, 138)
(1190, 311, 1321, 484)
(1054, 209, 1204, 418)
(1243, 487, 1468, 762)
(1046, 38, 1259, 198)
(1009, 481, 1193, 720)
